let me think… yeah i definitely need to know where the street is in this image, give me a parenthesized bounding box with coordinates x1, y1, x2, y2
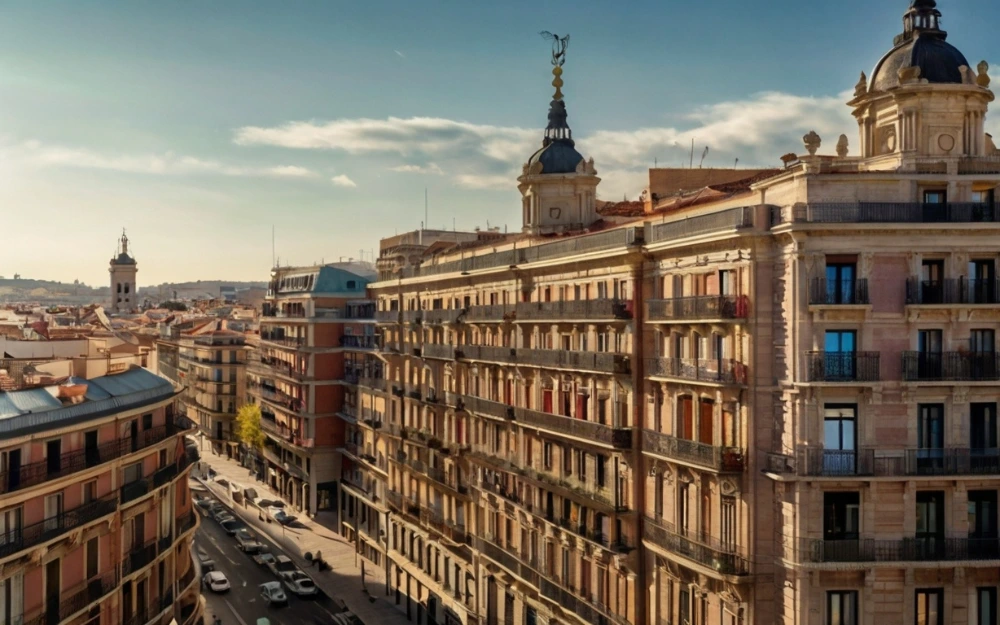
(194, 484, 348, 625)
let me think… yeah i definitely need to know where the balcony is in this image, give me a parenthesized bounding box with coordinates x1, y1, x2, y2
(260, 332, 306, 348)
(805, 536, 1000, 563)
(23, 570, 120, 625)
(424, 309, 465, 325)
(805, 352, 881, 382)
(261, 418, 315, 449)
(643, 515, 749, 576)
(464, 305, 512, 323)
(647, 206, 755, 243)
(646, 357, 748, 385)
(539, 577, 630, 625)
(788, 202, 999, 224)
(516, 349, 631, 375)
(249, 357, 312, 381)
(902, 352, 1000, 382)
(376, 310, 400, 324)
(250, 383, 305, 413)
(472, 537, 539, 587)
(457, 344, 517, 364)
(515, 299, 632, 321)
(177, 509, 198, 537)
(359, 376, 388, 393)
(122, 539, 158, 576)
(153, 462, 180, 487)
(0, 493, 118, 560)
(809, 278, 870, 305)
(423, 343, 457, 360)
(513, 406, 632, 449)
(642, 430, 744, 472)
(340, 335, 382, 350)
(121, 477, 153, 504)
(769, 447, 1000, 477)
(906, 278, 1000, 305)
(646, 295, 749, 322)
(402, 310, 423, 324)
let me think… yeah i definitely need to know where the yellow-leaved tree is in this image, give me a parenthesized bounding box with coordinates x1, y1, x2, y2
(234, 403, 265, 451)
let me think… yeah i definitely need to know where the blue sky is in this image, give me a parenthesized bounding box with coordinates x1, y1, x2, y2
(2, 0, 998, 285)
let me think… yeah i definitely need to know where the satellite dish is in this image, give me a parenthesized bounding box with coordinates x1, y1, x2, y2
(114, 330, 141, 346)
(93, 307, 113, 331)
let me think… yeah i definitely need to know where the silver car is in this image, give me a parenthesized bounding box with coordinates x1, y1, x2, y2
(260, 581, 288, 606)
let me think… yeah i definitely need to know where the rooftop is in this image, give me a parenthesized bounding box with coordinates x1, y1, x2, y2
(0, 366, 176, 435)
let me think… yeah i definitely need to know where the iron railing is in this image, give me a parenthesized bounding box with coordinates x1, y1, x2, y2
(0, 493, 118, 559)
(423, 309, 465, 325)
(512, 406, 631, 449)
(902, 351, 1000, 381)
(646, 295, 749, 321)
(423, 344, 457, 360)
(806, 536, 1000, 563)
(642, 430, 744, 472)
(643, 515, 749, 576)
(770, 447, 1000, 477)
(516, 349, 631, 374)
(798, 202, 999, 224)
(515, 299, 632, 321)
(457, 344, 517, 363)
(375, 310, 400, 323)
(122, 539, 158, 576)
(805, 352, 881, 382)
(809, 278, 870, 305)
(463, 305, 511, 322)
(906, 278, 1000, 305)
(121, 477, 153, 504)
(646, 357, 748, 385)
(648, 206, 755, 243)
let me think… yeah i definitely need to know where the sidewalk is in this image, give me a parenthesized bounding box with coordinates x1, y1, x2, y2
(194, 454, 408, 625)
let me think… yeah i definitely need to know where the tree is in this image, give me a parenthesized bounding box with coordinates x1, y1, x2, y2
(162, 301, 187, 311)
(234, 403, 265, 450)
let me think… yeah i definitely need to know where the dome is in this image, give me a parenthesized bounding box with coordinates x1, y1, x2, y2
(870, 0, 970, 92)
(113, 252, 136, 265)
(526, 140, 584, 175)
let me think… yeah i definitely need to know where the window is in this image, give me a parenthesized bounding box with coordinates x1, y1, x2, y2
(968, 490, 998, 544)
(915, 589, 943, 625)
(916, 492, 945, 559)
(543, 443, 552, 470)
(977, 588, 997, 625)
(721, 496, 737, 552)
(678, 483, 690, 535)
(83, 480, 97, 504)
(86, 536, 99, 579)
(827, 591, 858, 625)
(124, 462, 143, 484)
(916, 404, 945, 472)
(919, 260, 946, 303)
(142, 413, 153, 430)
(824, 492, 860, 541)
(596, 455, 606, 487)
(971, 403, 998, 471)
(347, 280, 357, 289)
(823, 405, 857, 475)
(825, 263, 857, 304)
(969, 259, 997, 303)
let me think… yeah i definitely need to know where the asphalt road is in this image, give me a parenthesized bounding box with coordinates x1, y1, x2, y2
(194, 493, 346, 625)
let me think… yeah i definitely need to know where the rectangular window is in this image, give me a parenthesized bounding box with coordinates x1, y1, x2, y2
(543, 443, 552, 470)
(823, 405, 858, 475)
(915, 589, 943, 625)
(977, 588, 997, 625)
(916, 492, 945, 559)
(86, 536, 99, 579)
(968, 490, 998, 540)
(919, 260, 946, 303)
(827, 591, 858, 625)
(721, 496, 737, 552)
(968, 259, 997, 304)
(824, 492, 860, 541)
(825, 264, 857, 304)
(124, 462, 143, 483)
(596, 455, 606, 487)
(678, 483, 690, 535)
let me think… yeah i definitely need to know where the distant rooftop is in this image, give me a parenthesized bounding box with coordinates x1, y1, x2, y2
(0, 367, 175, 435)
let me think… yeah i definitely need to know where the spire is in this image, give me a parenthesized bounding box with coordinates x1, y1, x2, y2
(539, 32, 574, 148)
(120, 228, 129, 255)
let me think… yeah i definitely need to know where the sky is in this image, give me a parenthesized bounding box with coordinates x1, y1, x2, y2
(2, 0, 999, 286)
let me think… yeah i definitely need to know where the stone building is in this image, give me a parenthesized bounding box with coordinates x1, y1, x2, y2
(0, 367, 202, 625)
(340, 2, 1000, 624)
(109, 231, 138, 315)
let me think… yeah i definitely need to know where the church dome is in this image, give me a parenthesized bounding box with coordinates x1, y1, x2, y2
(113, 252, 136, 266)
(870, 0, 970, 92)
(526, 99, 585, 175)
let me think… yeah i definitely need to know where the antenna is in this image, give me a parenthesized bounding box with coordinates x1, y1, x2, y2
(690, 138, 694, 168)
(424, 188, 428, 231)
(735, 157, 739, 168)
(271, 225, 275, 268)
(699, 146, 710, 169)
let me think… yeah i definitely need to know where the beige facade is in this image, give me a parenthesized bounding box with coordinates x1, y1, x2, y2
(109, 231, 138, 315)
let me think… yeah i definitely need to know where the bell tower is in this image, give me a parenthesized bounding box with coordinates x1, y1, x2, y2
(109, 229, 138, 314)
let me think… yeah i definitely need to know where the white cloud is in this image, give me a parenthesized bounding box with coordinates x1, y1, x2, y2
(8, 140, 318, 179)
(233, 90, 860, 196)
(390, 163, 445, 175)
(331, 174, 357, 188)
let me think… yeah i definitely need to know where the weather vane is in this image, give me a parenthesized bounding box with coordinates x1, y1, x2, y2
(540, 32, 570, 67)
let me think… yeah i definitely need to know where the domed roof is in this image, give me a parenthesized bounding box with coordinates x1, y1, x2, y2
(113, 252, 136, 266)
(526, 98, 585, 175)
(870, 0, 970, 92)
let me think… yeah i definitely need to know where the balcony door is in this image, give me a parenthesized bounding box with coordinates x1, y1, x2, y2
(44, 560, 59, 622)
(826, 263, 857, 305)
(823, 492, 859, 560)
(970, 329, 997, 380)
(922, 189, 947, 222)
(43, 493, 62, 534)
(827, 591, 858, 625)
(916, 589, 943, 625)
(968, 490, 998, 559)
(916, 404, 945, 473)
(824, 330, 856, 380)
(0, 573, 23, 625)
(916, 492, 945, 559)
(969, 259, 997, 303)
(971, 403, 999, 472)
(823, 405, 857, 475)
(920, 260, 946, 304)
(917, 329, 943, 379)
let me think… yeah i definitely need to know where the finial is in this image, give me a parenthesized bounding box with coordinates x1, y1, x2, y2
(977, 61, 991, 88)
(836, 134, 849, 158)
(854, 72, 868, 98)
(540, 32, 570, 101)
(803, 131, 821, 156)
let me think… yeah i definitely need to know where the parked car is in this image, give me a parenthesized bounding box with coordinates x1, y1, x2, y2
(266, 555, 298, 577)
(212, 508, 235, 524)
(253, 552, 277, 568)
(235, 529, 265, 553)
(203, 571, 231, 593)
(220, 519, 244, 536)
(279, 570, 318, 596)
(196, 550, 216, 573)
(195, 498, 216, 511)
(259, 581, 288, 606)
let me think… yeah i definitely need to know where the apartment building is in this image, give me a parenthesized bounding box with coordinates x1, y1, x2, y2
(250, 262, 375, 515)
(158, 323, 247, 458)
(0, 366, 202, 625)
(343, 3, 1000, 624)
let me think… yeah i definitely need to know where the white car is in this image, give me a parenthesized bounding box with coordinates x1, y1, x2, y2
(280, 570, 318, 596)
(259, 581, 288, 605)
(203, 571, 231, 593)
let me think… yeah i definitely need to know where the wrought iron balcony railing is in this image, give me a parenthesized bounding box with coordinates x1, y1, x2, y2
(806, 536, 1000, 563)
(642, 430, 744, 472)
(23, 570, 119, 625)
(122, 539, 158, 576)
(0, 493, 118, 560)
(906, 278, 1000, 305)
(646, 295, 749, 321)
(792, 202, 999, 224)
(805, 351, 881, 382)
(423, 309, 465, 325)
(457, 344, 517, 364)
(516, 349, 631, 374)
(646, 357, 748, 385)
(463, 305, 511, 323)
(902, 351, 1000, 382)
(809, 278, 870, 305)
(515, 299, 632, 321)
(512, 406, 631, 449)
(768, 447, 1000, 477)
(643, 515, 749, 576)
(423, 344, 457, 360)
(647, 206, 755, 243)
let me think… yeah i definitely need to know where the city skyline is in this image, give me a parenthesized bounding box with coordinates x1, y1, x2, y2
(2, 0, 998, 286)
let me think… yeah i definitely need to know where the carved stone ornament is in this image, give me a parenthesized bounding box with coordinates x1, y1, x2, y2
(803, 131, 822, 156)
(854, 72, 868, 98)
(960, 65, 976, 85)
(977, 61, 991, 88)
(898, 65, 922, 84)
(953, 386, 969, 405)
(836, 134, 849, 158)
(549, 207, 562, 219)
(719, 478, 739, 496)
(528, 161, 544, 175)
